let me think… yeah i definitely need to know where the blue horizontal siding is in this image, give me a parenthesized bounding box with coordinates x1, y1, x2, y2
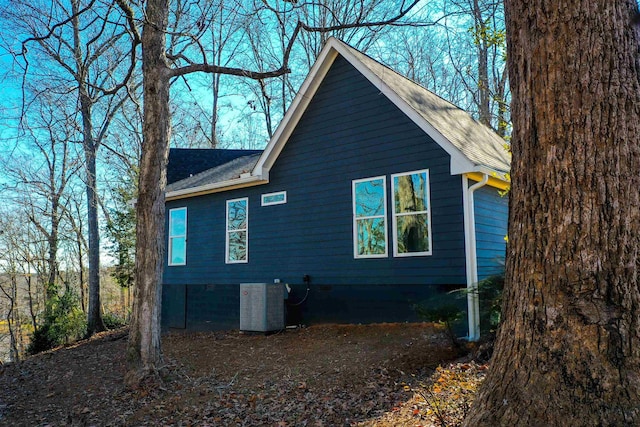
(473, 184, 508, 280)
(163, 55, 469, 330)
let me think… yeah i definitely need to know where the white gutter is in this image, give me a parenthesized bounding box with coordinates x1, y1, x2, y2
(462, 173, 489, 341)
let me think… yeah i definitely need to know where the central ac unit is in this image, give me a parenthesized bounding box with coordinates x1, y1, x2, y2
(239, 283, 285, 332)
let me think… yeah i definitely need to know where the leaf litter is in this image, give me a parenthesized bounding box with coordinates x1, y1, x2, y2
(0, 323, 487, 426)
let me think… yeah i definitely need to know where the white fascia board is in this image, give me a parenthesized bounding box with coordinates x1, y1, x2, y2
(253, 45, 340, 177)
(165, 175, 267, 201)
(449, 155, 478, 176)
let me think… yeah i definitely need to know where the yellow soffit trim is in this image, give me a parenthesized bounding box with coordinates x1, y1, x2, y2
(465, 172, 510, 191)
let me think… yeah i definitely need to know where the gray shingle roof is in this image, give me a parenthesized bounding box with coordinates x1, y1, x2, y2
(167, 148, 262, 184)
(166, 153, 262, 192)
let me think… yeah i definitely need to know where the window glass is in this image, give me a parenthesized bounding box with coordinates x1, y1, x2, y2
(261, 191, 287, 206)
(392, 170, 432, 256)
(226, 198, 248, 263)
(168, 207, 187, 265)
(353, 177, 387, 257)
(227, 231, 247, 262)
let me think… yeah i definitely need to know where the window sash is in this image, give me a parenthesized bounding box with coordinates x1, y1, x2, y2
(168, 207, 187, 266)
(226, 198, 248, 263)
(352, 176, 388, 258)
(391, 170, 432, 257)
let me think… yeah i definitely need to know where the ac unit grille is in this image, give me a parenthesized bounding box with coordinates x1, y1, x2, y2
(239, 283, 285, 332)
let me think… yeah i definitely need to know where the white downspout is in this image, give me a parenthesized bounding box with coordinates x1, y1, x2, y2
(462, 173, 489, 341)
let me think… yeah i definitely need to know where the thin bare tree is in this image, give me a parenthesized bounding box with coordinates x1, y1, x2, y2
(5, 0, 140, 336)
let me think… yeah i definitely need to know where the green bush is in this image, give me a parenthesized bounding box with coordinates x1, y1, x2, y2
(27, 323, 57, 355)
(102, 311, 129, 329)
(414, 271, 505, 346)
(476, 273, 504, 334)
(27, 283, 86, 355)
(414, 302, 465, 347)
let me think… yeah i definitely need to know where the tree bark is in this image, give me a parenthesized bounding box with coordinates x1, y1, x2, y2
(71, 0, 105, 336)
(472, 0, 491, 128)
(464, 1, 640, 425)
(82, 100, 105, 335)
(126, 0, 170, 384)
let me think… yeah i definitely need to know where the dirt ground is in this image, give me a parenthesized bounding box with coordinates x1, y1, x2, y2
(0, 323, 487, 426)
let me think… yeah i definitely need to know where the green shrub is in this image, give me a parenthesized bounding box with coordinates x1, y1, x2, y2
(27, 323, 57, 355)
(476, 274, 504, 334)
(414, 270, 505, 346)
(102, 311, 129, 329)
(414, 303, 465, 347)
(27, 283, 86, 355)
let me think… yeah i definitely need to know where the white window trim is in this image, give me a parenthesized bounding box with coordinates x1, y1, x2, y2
(391, 169, 433, 257)
(261, 191, 287, 206)
(352, 176, 388, 259)
(225, 197, 248, 264)
(168, 207, 187, 266)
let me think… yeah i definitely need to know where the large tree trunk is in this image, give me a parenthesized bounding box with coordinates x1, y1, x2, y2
(464, 1, 640, 425)
(126, 0, 170, 384)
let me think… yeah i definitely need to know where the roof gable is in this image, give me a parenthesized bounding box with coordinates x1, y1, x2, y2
(344, 46, 510, 175)
(166, 38, 510, 200)
(254, 37, 510, 179)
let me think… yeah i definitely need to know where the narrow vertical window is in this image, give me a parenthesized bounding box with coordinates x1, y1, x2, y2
(226, 198, 248, 263)
(353, 176, 388, 258)
(168, 207, 187, 266)
(392, 169, 432, 256)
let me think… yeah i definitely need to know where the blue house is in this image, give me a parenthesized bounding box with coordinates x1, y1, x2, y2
(162, 38, 510, 340)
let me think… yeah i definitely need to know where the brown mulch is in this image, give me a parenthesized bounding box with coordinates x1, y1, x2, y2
(0, 323, 487, 426)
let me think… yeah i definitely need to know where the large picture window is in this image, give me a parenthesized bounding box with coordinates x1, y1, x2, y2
(226, 198, 248, 263)
(168, 207, 187, 266)
(353, 176, 388, 258)
(391, 169, 432, 256)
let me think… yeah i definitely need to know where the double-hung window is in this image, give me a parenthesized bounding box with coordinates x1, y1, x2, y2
(226, 198, 248, 263)
(391, 169, 432, 256)
(353, 176, 388, 258)
(168, 207, 187, 266)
